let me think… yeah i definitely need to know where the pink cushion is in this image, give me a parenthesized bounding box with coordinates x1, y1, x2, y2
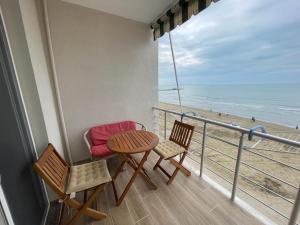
(91, 144, 114, 158)
(90, 121, 136, 146)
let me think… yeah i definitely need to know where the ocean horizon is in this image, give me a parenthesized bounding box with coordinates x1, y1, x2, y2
(159, 83, 300, 128)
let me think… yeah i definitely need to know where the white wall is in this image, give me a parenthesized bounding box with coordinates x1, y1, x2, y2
(47, 0, 158, 162)
(0, 0, 49, 155)
(0, 0, 51, 202)
(18, 0, 68, 201)
(19, 0, 65, 158)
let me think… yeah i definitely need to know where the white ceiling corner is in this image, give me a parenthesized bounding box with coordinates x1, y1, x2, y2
(61, 0, 177, 24)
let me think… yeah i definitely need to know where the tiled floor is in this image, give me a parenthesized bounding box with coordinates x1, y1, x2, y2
(62, 152, 263, 225)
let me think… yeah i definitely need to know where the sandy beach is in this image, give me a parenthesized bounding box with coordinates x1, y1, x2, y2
(156, 102, 300, 224)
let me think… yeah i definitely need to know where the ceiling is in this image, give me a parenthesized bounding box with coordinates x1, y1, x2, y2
(62, 0, 177, 24)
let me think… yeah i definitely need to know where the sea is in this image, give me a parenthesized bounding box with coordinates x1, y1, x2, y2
(159, 83, 300, 128)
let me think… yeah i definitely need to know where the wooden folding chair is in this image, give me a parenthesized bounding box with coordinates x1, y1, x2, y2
(153, 120, 194, 184)
(33, 144, 111, 225)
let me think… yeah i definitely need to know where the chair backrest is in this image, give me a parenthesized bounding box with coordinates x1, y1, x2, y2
(90, 121, 137, 146)
(33, 144, 69, 196)
(169, 120, 194, 150)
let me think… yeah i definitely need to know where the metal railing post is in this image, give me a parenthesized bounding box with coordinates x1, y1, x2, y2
(164, 111, 167, 140)
(289, 186, 300, 225)
(200, 122, 207, 178)
(231, 133, 245, 201)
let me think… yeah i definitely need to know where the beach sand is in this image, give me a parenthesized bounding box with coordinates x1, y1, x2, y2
(156, 102, 300, 224)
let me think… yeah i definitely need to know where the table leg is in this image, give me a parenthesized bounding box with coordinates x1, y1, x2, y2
(113, 156, 127, 179)
(114, 151, 152, 206)
(111, 156, 127, 203)
(127, 155, 157, 190)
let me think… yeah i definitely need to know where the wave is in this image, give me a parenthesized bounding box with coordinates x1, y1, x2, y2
(204, 101, 264, 109)
(278, 107, 300, 112)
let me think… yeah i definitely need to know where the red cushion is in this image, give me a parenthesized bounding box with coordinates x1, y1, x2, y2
(90, 121, 136, 146)
(91, 144, 114, 158)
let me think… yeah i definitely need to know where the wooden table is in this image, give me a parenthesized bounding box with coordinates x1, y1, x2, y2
(107, 130, 159, 205)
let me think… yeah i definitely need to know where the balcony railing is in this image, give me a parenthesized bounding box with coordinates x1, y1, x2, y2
(153, 106, 300, 225)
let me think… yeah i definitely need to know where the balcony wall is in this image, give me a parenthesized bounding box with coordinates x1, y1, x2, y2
(0, 0, 49, 158)
(19, 0, 66, 158)
(46, 0, 158, 162)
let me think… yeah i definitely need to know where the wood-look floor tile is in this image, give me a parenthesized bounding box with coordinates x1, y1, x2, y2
(109, 201, 135, 225)
(154, 174, 218, 224)
(154, 182, 200, 225)
(135, 215, 156, 225)
(106, 177, 135, 225)
(117, 169, 150, 222)
(210, 205, 262, 225)
(91, 191, 114, 225)
(143, 193, 180, 225)
(62, 153, 264, 225)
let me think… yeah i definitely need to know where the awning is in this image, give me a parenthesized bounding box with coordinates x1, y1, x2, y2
(151, 0, 220, 40)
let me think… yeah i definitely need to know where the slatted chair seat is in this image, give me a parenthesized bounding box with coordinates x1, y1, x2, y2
(33, 144, 111, 225)
(153, 120, 194, 184)
(154, 140, 186, 159)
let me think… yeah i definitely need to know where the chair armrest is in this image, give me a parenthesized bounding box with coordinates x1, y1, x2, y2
(136, 122, 146, 131)
(83, 130, 92, 157)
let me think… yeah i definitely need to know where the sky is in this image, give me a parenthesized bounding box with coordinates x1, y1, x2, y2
(159, 0, 300, 87)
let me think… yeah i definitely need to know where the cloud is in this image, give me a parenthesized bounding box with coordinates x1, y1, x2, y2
(159, 0, 300, 86)
(175, 52, 204, 67)
(259, 44, 273, 51)
(159, 41, 204, 67)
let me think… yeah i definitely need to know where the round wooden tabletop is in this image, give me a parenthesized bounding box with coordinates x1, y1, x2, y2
(107, 130, 159, 154)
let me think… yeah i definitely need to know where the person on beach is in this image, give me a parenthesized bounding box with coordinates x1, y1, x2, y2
(252, 116, 256, 122)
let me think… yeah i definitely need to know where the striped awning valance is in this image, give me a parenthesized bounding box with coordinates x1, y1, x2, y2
(151, 0, 219, 40)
